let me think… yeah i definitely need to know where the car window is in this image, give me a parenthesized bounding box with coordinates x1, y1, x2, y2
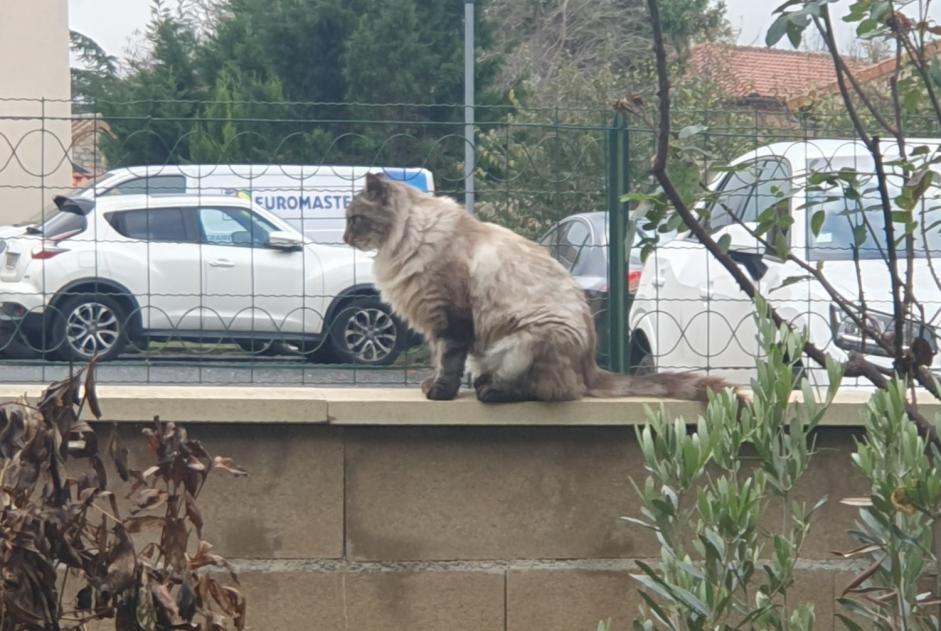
(556, 220, 591, 272)
(106, 208, 192, 243)
(539, 225, 561, 251)
(39, 211, 87, 241)
(198, 207, 278, 247)
(102, 175, 186, 196)
(709, 159, 791, 231)
(807, 183, 941, 260)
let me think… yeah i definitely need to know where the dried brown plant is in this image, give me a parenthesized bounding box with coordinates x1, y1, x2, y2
(0, 360, 248, 630)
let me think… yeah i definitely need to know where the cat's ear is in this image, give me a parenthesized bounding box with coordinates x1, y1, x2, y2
(365, 172, 388, 202)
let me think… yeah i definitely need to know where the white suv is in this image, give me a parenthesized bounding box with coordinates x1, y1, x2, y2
(0, 194, 407, 365)
(628, 138, 941, 388)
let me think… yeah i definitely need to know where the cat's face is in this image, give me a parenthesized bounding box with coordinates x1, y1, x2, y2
(344, 173, 396, 251)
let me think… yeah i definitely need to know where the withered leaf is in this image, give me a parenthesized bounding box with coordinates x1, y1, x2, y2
(90, 455, 107, 491)
(133, 487, 168, 514)
(76, 584, 94, 610)
(161, 517, 189, 573)
(83, 356, 102, 419)
(102, 525, 136, 595)
(151, 581, 180, 620)
(178, 575, 197, 622)
(212, 456, 247, 477)
(108, 426, 130, 482)
(912, 336, 935, 368)
(184, 490, 204, 539)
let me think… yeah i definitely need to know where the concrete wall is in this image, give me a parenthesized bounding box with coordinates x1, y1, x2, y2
(0, 0, 72, 224)
(0, 385, 882, 630)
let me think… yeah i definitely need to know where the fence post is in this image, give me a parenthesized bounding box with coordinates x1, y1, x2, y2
(606, 111, 630, 373)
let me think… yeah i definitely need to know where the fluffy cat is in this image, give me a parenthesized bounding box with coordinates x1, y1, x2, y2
(344, 173, 733, 403)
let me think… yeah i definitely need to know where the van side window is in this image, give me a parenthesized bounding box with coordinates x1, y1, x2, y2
(102, 175, 186, 196)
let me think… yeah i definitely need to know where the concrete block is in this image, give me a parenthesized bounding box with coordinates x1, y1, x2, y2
(792, 428, 869, 559)
(343, 570, 505, 631)
(345, 427, 655, 561)
(192, 425, 344, 559)
(239, 571, 344, 630)
(92, 423, 344, 560)
(507, 568, 640, 631)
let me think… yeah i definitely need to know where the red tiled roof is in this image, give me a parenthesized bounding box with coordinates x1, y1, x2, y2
(71, 116, 114, 143)
(689, 43, 866, 101)
(787, 38, 941, 109)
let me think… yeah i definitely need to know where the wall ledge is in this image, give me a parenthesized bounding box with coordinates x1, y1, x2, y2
(0, 384, 919, 426)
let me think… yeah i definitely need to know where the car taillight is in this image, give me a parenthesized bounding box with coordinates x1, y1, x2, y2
(627, 270, 641, 293)
(32, 246, 67, 260)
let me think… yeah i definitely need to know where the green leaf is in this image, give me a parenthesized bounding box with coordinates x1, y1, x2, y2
(718, 233, 732, 253)
(678, 124, 707, 140)
(852, 224, 868, 247)
(787, 17, 807, 48)
(770, 274, 812, 293)
(811, 209, 826, 237)
(835, 613, 866, 631)
(766, 14, 791, 47)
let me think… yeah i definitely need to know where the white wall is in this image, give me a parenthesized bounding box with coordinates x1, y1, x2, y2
(0, 0, 72, 224)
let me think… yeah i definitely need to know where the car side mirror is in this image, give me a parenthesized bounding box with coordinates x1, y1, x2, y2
(715, 223, 762, 254)
(267, 230, 303, 251)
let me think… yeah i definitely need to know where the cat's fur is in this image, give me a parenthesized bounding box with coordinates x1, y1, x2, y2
(344, 173, 734, 403)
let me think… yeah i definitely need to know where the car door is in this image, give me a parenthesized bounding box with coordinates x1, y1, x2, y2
(101, 207, 203, 332)
(195, 205, 313, 338)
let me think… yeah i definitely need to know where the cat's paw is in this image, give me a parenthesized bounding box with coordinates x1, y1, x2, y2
(474, 376, 520, 403)
(423, 378, 460, 401)
(421, 376, 437, 396)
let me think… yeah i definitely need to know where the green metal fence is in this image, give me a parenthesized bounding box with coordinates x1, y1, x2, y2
(2, 98, 939, 386)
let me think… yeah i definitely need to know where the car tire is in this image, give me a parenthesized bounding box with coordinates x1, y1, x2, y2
(52, 294, 128, 362)
(327, 298, 404, 366)
(627, 336, 655, 375)
(0, 328, 38, 360)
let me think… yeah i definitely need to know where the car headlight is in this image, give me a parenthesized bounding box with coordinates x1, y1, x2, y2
(830, 304, 937, 357)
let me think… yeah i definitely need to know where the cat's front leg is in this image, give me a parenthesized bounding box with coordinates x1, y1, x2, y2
(421, 310, 474, 401)
(423, 336, 470, 400)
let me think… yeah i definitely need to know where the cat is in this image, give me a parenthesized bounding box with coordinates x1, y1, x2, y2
(343, 173, 735, 404)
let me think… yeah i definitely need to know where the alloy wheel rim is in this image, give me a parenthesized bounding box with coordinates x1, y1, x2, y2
(343, 307, 397, 362)
(66, 302, 120, 357)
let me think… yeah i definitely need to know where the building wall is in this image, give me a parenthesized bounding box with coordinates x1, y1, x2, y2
(83, 423, 864, 631)
(0, 0, 72, 224)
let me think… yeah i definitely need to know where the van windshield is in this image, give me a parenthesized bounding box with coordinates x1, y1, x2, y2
(805, 163, 941, 260)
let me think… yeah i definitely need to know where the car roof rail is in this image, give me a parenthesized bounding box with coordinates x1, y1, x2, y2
(53, 195, 96, 216)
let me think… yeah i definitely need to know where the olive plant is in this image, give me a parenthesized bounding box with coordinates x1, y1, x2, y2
(618, 303, 842, 630)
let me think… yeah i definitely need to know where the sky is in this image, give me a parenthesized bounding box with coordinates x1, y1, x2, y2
(69, 0, 941, 60)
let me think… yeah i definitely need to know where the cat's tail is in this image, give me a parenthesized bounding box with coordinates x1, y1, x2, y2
(586, 368, 742, 404)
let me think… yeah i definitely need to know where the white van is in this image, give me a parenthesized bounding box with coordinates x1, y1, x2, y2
(32, 165, 434, 244)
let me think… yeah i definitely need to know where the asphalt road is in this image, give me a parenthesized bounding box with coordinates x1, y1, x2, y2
(0, 353, 428, 387)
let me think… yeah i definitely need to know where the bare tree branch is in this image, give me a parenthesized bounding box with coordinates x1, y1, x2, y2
(644, 0, 938, 440)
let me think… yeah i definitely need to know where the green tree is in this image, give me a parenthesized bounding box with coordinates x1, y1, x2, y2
(93, 4, 204, 165)
(70, 30, 118, 105)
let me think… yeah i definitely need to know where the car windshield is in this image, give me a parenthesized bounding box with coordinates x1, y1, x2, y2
(806, 161, 941, 261)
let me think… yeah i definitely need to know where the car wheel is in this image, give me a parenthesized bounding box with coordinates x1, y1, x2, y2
(53, 294, 128, 362)
(328, 298, 403, 366)
(628, 336, 655, 375)
(0, 328, 38, 360)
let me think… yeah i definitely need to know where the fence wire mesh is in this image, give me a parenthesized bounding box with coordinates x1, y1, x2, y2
(1, 98, 939, 388)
